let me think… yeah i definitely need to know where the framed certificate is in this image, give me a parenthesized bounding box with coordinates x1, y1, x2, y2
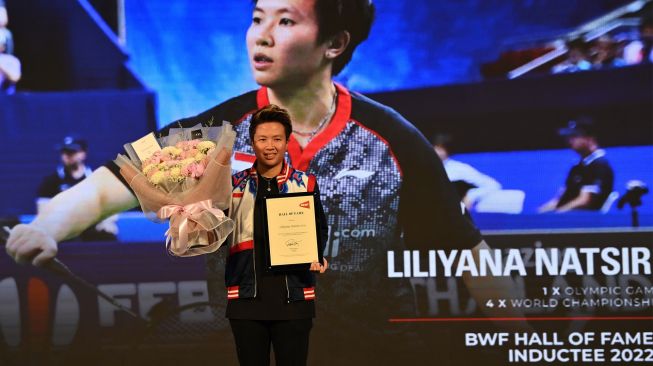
(262, 192, 323, 271)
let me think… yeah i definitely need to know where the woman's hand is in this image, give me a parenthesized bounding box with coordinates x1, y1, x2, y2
(309, 258, 328, 273)
(5, 224, 58, 267)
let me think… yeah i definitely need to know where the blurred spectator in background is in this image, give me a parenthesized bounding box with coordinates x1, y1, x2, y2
(0, 0, 6, 26)
(432, 133, 502, 211)
(551, 38, 592, 74)
(538, 117, 614, 213)
(0, 0, 13, 54)
(0, 0, 19, 93)
(590, 35, 626, 69)
(37, 136, 118, 241)
(0, 0, 7, 28)
(0, 30, 19, 92)
(624, 17, 653, 65)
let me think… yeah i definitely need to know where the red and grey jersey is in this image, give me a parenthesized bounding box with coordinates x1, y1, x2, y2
(155, 83, 481, 308)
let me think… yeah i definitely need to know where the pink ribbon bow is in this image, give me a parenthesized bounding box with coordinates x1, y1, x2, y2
(157, 199, 229, 257)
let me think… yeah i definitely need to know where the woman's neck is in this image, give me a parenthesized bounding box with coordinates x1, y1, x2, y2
(267, 74, 335, 132)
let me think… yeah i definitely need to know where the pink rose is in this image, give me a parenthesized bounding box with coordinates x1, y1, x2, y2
(181, 165, 191, 177)
(188, 163, 205, 178)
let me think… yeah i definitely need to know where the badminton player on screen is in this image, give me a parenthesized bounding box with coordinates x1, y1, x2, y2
(7, 0, 526, 363)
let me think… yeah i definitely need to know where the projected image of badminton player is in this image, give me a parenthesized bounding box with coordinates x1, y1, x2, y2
(6, 0, 525, 363)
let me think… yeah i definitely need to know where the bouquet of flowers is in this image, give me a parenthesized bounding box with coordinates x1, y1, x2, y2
(114, 122, 236, 257)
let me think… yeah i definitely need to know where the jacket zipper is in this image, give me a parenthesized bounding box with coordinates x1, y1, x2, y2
(252, 182, 258, 297)
(285, 275, 290, 303)
(252, 243, 258, 297)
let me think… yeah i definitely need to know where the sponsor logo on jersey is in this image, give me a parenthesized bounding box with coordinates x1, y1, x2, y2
(334, 169, 375, 180)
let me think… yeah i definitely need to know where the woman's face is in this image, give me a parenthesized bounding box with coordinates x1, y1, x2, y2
(246, 0, 331, 88)
(251, 121, 288, 172)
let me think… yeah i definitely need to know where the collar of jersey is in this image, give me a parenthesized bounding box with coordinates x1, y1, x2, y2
(249, 160, 291, 187)
(256, 83, 351, 172)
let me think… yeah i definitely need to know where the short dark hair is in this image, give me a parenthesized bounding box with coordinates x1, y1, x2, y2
(253, 0, 375, 75)
(249, 104, 293, 141)
(315, 0, 375, 75)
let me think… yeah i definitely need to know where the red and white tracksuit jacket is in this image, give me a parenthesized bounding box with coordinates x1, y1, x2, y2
(225, 162, 327, 302)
